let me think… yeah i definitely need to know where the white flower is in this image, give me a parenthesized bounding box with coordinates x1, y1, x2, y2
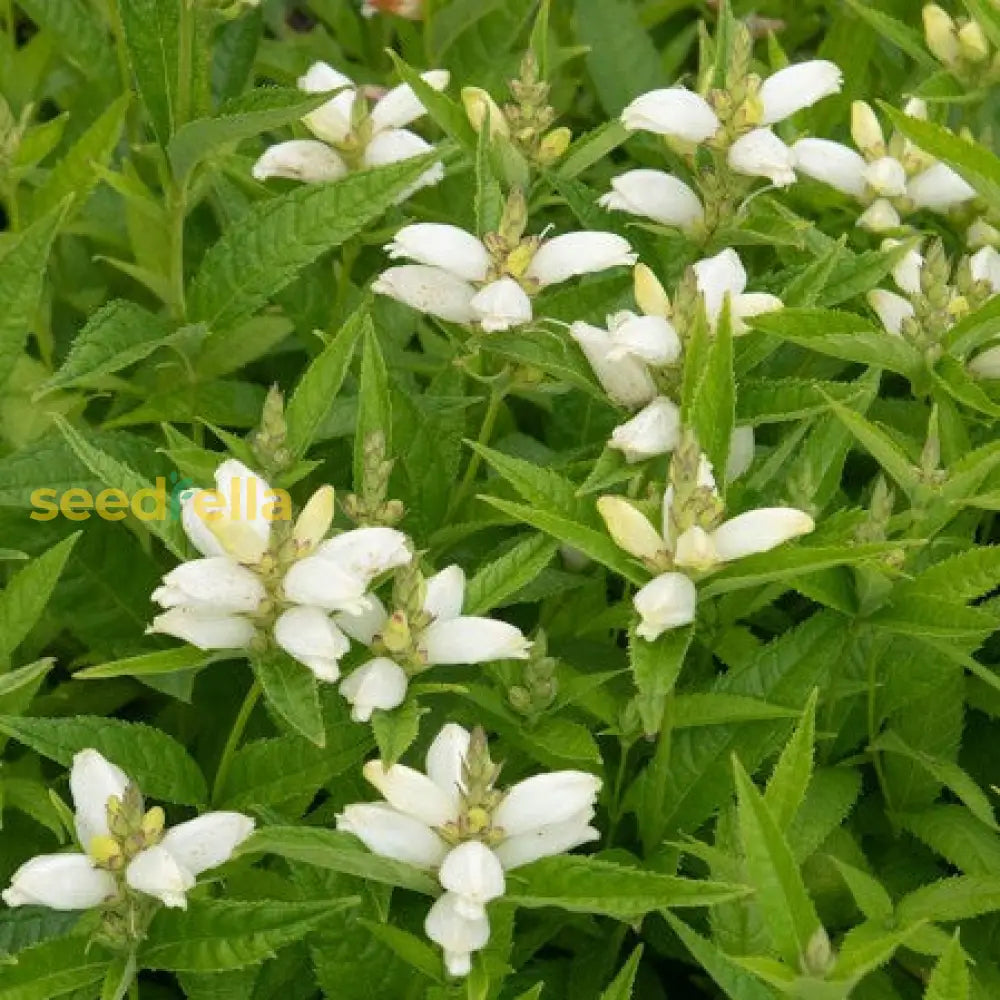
(792, 139, 869, 199)
(273, 606, 351, 682)
(693, 249, 784, 332)
(3, 750, 253, 913)
(857, 199, 902, 233)
(758, 61, 843, 125)
(569, 321, 658, 409)
(633, 573, 698, 640)
(338, 724, 601, 977)
(728, 128, 797, 187)
(620, 88, 721, 142)
(254, 62, 448, 197)
(886, 240, 924, 295)
(598, 170, 705, 233)
(376, 224, 635, 331)
(968, 344, 1000, 378)
(339, 657, 409, 722)
(907, 162, 976, 212)
(146, 607, 257, 651)
(971, 246, 1000, 293)
(609, 397, 681, 464)
(868, 289, 915, 336)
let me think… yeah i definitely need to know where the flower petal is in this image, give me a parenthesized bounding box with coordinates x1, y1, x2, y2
(732, 292, 784, 334)
(385, 224, 490, 282)
(906, 163, 977, 212)
(336, 802, 448, 867)
(711, 507, 815, 562)
(126, 845, 195, 909)
(160, 812, 255, 876)
(281, 556, 370, 613)
(971, 246, 1000, 294)
(339, 657, 409, 722)
(70, 749, 130, 849)
(363, 759, 458, 826)
(857, 199, 902, 233)
(2, 854, 116, 910)
(438, 842, 505, 917)
(334, 595, 390, 645)
(362, 130, 444, 196)
(372, 265, 477, 324)
(252, 140, 348, 183)
(525, 233, 636, 287)
(597, 496, 664, 560)
(728, 128, 797, 187)
(424, 565, 466, 621)
(868, 289, 915, 336)
(609, 397, 681, 464)
(146, 608, 256, 650)
(418, 617, 531, 665)
(569, 321, 657, 408)
(315, 527, 412, 586)
(694, 249, 748, 325)
(620, 88, 720, 142)
(759, 60, 842, 125)
(633, 572, 697, 641)
(864, 156, 907, 198)
(494, 771, 601, 837)
(299, 63, 356, 144)
(425, 723, 471, 798)
(469, 278, 533, 332)
(274, 606, 350, 682)
(155, 557, 265, 614)
(370, 70, 450, 132)
(791, 139, 868, 199)
(493, 814, 600, 870)
(424, 892, 490, 977)
(672, 525, 720, 572)
(608, 313, 682, 365)
(969, 344, 1000, 379)
(598, 170, 704, 231)
(726, 426, 755, 483)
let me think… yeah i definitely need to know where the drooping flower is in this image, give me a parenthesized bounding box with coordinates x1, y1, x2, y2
(148, 461, 412, 684)
(598, 441, 814, 640)
(693, 249, 784, 333)
(3, 750, 253, 912)
(253, 62, 448, 197)
(792, 99, 976, 231)
(337, 565, 531, 721)
(374, 214, 636, 333)
(598, 170, 705, 235)
(337, 724, 601, 977)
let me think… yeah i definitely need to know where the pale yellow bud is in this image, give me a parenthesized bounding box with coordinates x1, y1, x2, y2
(207, 518, 268, 565)
(634, 264, 671, 319)
(923, 5, 961, 65)
(462, 87, 509, 138)
(141, 806, 165, 842)
(850, 101, 885, 158)
(596, 496, 665, 562)
(537, 127, 572, 165)
(89, 834, 124, 869)
(958, 21, 990, 62)
(380, 611, 412, 653)
(293, 485, 335, 552)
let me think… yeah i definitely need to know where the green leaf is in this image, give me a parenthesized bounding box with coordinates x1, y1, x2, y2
(51, 416, 188, 558)
(0, 534, 78, 667)
(670, 694, 801, 729)
(16, 0, 114, 80)
(215, 728, 372, 809)
(74, 646, 215, 681)
(358, 920, 443, 983)
(464, 534, 558, 615)
(118, 0, 179, 145)
(41, 300, 175, 393)
(599, 945, 643, 1000)
(900, 806, 1000, 876)
(188, 154, 440, 332)
(385, 52, 476, 152)
(30, 96, 128, 222)
(252, 649, 325, 748)
(0, 659, 55, 714)
(0, 908, 80, 957)
(353, 319, 391, 495)
(883, 106, 1000, 207)
(685, 302, 734, 482)
(0, 936, 110, 1000)
(140, 899, 355, 972)
(843, 0, 939, 70)
(764, 689, 818, 830)
(284, 304, 366, 459)
(897, 876, 1000, 925)
(0, 714, 207, 805)
(630, 626, 691, 736)
(238, 827, 440, 895)
(828, 858, 894, 922)
(0, 204, 65, 391)
(733, 756, 822, 966)
(923, 933, 969, 1000)
(371, 698, 425, 766)
(504, 855, 748, 918)
(474, 115, 503, 237)
(168, 88, 332, 182)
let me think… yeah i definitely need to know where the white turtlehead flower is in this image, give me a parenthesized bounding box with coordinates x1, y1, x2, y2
(375, 223, 635, 332)
(598, 459, 814, 640)
(337, 566, 529, 721)
(907, 162, 977, 212)
(569, 319, 660, 409)
(609, 397, 681, 464)
(791, 139, 869, 199)
(253, 62, 448, 197)
(598, 170, 705, 234)
(857, 199, 902, 233)
(971, 246, 1000, 293)
(757, 61, 844, 125)
(969, 344, 1000, 378)
(693, 249, 784, 333)
(337, 724, 601, 977)
(3, 750, 253, 913)
(728, 128, 797, 187)
(620, 87, 721, 142)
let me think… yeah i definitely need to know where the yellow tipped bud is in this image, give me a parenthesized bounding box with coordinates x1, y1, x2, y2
(948, 294, 970, 318)
(505, 243, 536, 279)
(850, 101, 885, 158)
(466, 807, 491, 833)
(596, 496, 665, 563)
(461, 87, 509, 138)
(634, 264, 671, 319)
(141, 806, 165, 842)
(923, 5, 961, 65)
(537, 127, 572, 165)
(89, 834, 124, 868)
(207, 518, 269, 565)
(294, 485, 335, 552)
(380, 611, 412, 653)
(958, 21, 990, 63)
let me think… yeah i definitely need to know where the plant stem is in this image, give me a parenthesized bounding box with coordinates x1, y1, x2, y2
(212, 677, 262, 805)
(447, 384, 505, 520)
(176, 0, 194, 130)
(168, 182, 188, 322)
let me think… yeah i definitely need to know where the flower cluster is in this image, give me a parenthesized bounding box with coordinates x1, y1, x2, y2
(3, 750, 253, 914)
(253, 61, 447, 195)
(338, 724, 601, 976)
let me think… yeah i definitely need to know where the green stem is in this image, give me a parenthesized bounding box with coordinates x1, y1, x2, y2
(168, 181, 188, 321)
(176, 0, 194, 130)
(212, 677, 262, 805)
(447, 385, 505, 519)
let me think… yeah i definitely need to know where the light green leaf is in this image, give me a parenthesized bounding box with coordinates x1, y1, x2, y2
(118, 0, 179, 144)
(252, 649, 325, 748)
(923, 933, 969, 1000)
(764, 689, 818, 830)
(599, 945, 644, 1000)
(0, 936, 109, 1000)
(353, 319, 391, 495)
(371, 698, 425, 766)
(464, 534, 558, 615)
(74, 647, 215, 681)
(897, 876, 1000, 925)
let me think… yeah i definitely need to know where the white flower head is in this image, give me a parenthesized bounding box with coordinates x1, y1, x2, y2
(693, 249, 784, 333)
(3, 749, 253, 913)
(337, 724, 601, 976)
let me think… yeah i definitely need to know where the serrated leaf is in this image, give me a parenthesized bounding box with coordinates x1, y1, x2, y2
(118, 0, 179, 144)
(353, 319, 391, 495)
(464, 534, 558, 615)
(0, 714, 207, 805)
(139, 899, 354, 972)
(188, 153, 439, 332)
(238, 827, 439, 894)
(74, 646, 215, 680)
(0, 908, 80, 957)
(764, 689, 817, 831)
(0, 936, 109, 1000)
(0, 534, 78, 667)
(16, 0, 114, 80)
(504, 855, 747, 918)
(900, 806, 1000, 876)
(897, 876, 1000, 925)
(630, 626, 691, 736)
(844, 0, 939, 69)
(923, 933, 969, 1000)
(253, 649, 325, 748)
(599, 945, 643, 1000)
(372, 698, 425, 766)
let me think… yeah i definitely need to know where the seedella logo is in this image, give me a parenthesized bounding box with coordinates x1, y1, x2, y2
(30, 474, 293, 523)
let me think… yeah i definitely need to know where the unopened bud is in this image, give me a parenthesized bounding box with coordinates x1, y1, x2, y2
(851, 101, 885, 158)
(968, 217, 1000, 249)
(380, 611, 412, 653)
(499, 188, 528, 244)
(634, 264, 671, 319)
(537, 127, 572, 164)
(958, 20, 990, 62)
(141, 806, 166, 843)
(801, 926, 835, 977)
(923, 5, 961, 65)
(89, 835, 125, 869)
(462, 87, 509, 138)
(294, 485, 335, 552)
